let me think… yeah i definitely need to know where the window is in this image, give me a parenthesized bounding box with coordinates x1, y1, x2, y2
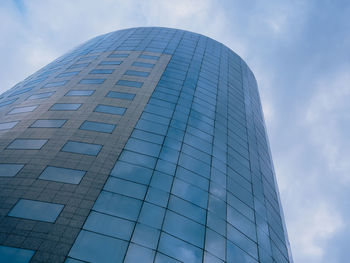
(69, 62, 90, 69)
(116, 80, 143, 88)
(0, 164, 24, 177)
(31, 119, 66, 128)
(56, 71, 80, 78)
(27, 91, 55, 100)
(7, 139, 48, 150)
(0, 245, 34, 263)
(43, 80, 68, 88)
(89, 69, 114, 74)
(50, 103, 81, 111)
(8, 105, 38, 115)
(99, 61, 122, 65)
(78, 55, 98, 61)
(61, 140, 102, 156)
(79, 79, 105, 84)
(94, 104, 126, 115)
(124, 70, 149, 77)
(0, 121, 19, 131)
(39, 166, 86, 184)
(66, 90, 94, 96)
(0, 98, 17, 107)
(104, 177, 147, 200)
(132, 61, 155, 68)
(106, 91, 135, 100)
(80, 120, 115, 133)
(108, 53, 129, 58)
(139, 54, 159, 60)
(8, 199, 64, 223)
(9, 87, 33, 97)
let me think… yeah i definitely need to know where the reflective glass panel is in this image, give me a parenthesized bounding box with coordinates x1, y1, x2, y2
(39, 166, 86, 184)
(50, 103, 81, 111)
(0, 164, 24, 177)
(0, 121, 19, 130)
(8, 105, 38, 115)
(80, 120, 115, 133)
(106, 91, 135, 100)
(94, 104, 126, 115)
(65, 90, 94, 96)
(116, 80, 143, 88)
(7, 139, 48, 150)
(79, 79, 105, 84)
(27, 91, 54, 100)
(31, 119, 66, 128)
(61, 141, 102, 156)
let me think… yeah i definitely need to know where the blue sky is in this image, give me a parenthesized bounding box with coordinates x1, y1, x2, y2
(1, 1, 350, 262)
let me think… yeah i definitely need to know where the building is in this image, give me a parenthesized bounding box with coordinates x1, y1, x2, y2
(0, 27, 292, 263)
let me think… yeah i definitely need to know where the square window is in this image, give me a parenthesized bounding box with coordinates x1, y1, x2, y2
(0, 164, 24, 177)
(31, 119, 66, 128)
(94, 104, 126, 115)
(7, 139, 48, 150)
(39, 166, 86, 184)
(61, 141, 102, 156)
(106, 91, 135, 100)
(80, 120, 115, 133)
(8, 199, 64, 222)
(8, 105, 38, 115)
(50, 103, 81, 111)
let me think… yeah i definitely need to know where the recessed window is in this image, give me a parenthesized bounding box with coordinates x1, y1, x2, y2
(39, 166, 86, 184)
(89, 69, 114, 74)
(0, 245, 34, 263)
(56, 71, 80, 78)
(132, 62, 155, 68)
(106, 91, 135, 100)
(80, 120, 116, 133)
(27, 91, 55, 100)
(7, 139, 48, 150)
(69, 62, 90, 69)
(139, 54, 159, 60)
(94, 104, 126, 115)
(50, 103, 81, 111)
(8, 105, 38, 115)
(99, 60, 122, 65)
(43, 80, 68, 88)
(9, 87, 33, 97)
(66, 90, 94, 96)
(0, 98, 17, 107)
(8, 199, 64, 223)
(78, 55, 98, 61)
(79, 79, 105, 84)
(124, 70, 149, 77)
(30, 119, 66, 128)
(23, 76, 48, 86)
(0, 121, 19, 130)
(61, 141, 102, 156)
(116, 80, 143, 88)
(108, 53, 129, 58)
(0, 164, 24, 177)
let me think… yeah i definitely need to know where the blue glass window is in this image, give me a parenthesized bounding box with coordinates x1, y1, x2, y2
(68, 230, 128, 263)
(94, 104, 126, 115)
(83, 211, 134, 240)
(116, 79, 143, 88)
(78, 55, 98, 61)
(132, 61, 155, 68)
(27, 91, 55, 100)
(9, 87, 33, 97)
(227, 225, 258, 259)
(43, 80, 68, 88)
(138, 202, 165, 229)
(50, 103, 81, 111)
(119, 150, 156, 169)
(226, 240, 258, 263)
(108, 53, 128, 58)
(124, 70, 149, 77)
(79, 79, 105, 84)
(7, 139, 48, 150)
(31, 119, 66, 128)
(66, 90, 94, 96)
(110, 161, 153, 185)
(0, 121, 19, 130)
(80, 120, 115, 133)
(89, 69, 114, 74)
(69, 62, 89, 69)
(8, 105, 38, 115)
(0, 245, 34, 263)
(124, 244, 155, 263)
(62, 141, 102, 156)
(106, 91, 135, 100)
(56, 71, 80, 78)
(0, 164, 24, 177)
(104, 177, 147, 200)
(93, 191, 142, 221)
(99, 60, 122, 65)
(139, 54, 159, 60)
(8, 199, 64, 222)
(0, 98, 17, 107)
(168, 195, 206, 224)
(132, 223, 160, 249)
(125, 138, 161, 157)
(39, 166, 86, 184)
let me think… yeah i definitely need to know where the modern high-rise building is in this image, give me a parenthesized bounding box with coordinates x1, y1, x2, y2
(0, 27, 292, 263)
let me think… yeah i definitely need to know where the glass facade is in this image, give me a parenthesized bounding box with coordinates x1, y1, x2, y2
(0, 27, 292, 263)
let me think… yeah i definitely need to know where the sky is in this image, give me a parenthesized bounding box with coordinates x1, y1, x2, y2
(1, 0, 350, 262)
